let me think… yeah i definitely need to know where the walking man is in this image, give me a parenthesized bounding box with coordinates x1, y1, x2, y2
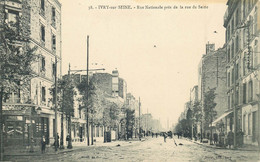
(41, 135, 46, 154)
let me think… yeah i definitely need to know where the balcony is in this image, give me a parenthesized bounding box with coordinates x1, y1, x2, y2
(2, 0, 22, 11)
(4, 96, 21, 104)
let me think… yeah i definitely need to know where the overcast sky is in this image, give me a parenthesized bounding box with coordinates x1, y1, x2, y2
(59, 0, 227, 128)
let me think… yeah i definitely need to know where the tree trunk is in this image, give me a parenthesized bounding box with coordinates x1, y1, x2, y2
(91, 121, 94, 145)
(60, 111, 64, 149)
(0, 88, 4, 161)
(60, 90, 64, 149)
(67, 113, 72, 149)
(86, 107, 89, 146)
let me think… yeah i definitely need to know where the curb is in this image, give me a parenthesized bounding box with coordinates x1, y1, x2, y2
(4, 147, 84, 157)
(187, 139, 259, 152)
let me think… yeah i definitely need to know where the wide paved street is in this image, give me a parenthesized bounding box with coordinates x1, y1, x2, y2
(6, 137, 260, 162)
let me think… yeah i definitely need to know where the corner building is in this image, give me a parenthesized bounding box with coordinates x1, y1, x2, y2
(224, 0, 259, 145)
(0, 0, 62, 148)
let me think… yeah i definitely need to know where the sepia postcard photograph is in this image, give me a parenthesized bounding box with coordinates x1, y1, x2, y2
(0, 0, 260, 161)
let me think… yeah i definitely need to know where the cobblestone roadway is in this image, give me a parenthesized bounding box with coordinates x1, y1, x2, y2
(6, 137, 260, 162)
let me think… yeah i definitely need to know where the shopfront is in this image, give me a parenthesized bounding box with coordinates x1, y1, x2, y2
(3, 105, 50, 148)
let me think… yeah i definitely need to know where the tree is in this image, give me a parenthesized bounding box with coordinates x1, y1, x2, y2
(125, 109, 135, 139)
(186, 108, 192, 139)
(203, 88, 217, 144)
(193, 101, 202, 139)
(77, 77, 103, 145)
(50, 75, 75, 149)
(0, 17, 37, 160)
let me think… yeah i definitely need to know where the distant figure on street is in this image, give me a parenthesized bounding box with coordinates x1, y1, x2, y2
(213, 133, 218, 144)
(66, 135, 70, 146)
(227, 130, 234, 149)
(41, 135, 46, 154)
(237, 129, 244, 147)
(54, 133, 60, 148)
(163, 132, 167, 142)
(152, 132, 154, 138)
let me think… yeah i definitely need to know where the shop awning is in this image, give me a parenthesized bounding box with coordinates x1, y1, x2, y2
(211, 110, 233, 127)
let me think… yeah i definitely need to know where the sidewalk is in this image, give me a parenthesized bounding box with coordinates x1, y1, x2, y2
(185, 138, 259, 151)
(3, 139, 139, 158)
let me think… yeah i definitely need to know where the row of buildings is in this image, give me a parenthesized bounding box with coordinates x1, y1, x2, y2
(0, 0, 148, 152)
(177, 0, 260, 147)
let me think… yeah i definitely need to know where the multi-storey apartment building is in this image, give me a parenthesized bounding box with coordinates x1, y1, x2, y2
(0, 0, 61, 148)
(198, 44, 227, 136)
(224, 0, 259, 145)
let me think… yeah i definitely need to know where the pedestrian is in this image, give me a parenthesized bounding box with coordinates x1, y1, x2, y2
(213, 133, 218, 144)
(152, 132, 154, 138)
(237, 129, 244, 147)
(66, 135, 70, 146)
(41, 135, 46, 154)
(156, 133, 158, 138)
(227, 130, 234, 149)
(163, 132, 167, 142)
(57, 133, 60, 148)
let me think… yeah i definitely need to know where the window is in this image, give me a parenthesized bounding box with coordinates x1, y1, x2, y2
(227, 47, 230, 62)
(231, 93, 234, 108)
(254, 9, 257, 35)
(52, 62, 56, 77)
(41, 25, 45, 42)
(243, 83, 247, 104)
(40, 0, 45, 15)
(248, 113, 251, 135)
(52, 7, 56, 27)
(235, 88, 239, 105)
(42, 86, 46, 102)
(228, 72, 230, 87)
(254, 40, 258, 66)
(52, 34, 56, 51)
(236, 9, 239, 27)
(248, 81, 253, 102)
(243, 114, 246, 133)
(41, 57, 45, 71)
(7, 10, 19, 24)
(243, 56, 246, 76)
(235, 35, 239, 53)
(228, 95, 231, 109)
(231, 68, 234, 84)
(235, 63, 239, 81)
(231, 41, 234, 58)
(243, 29, 246, 48)
(243, 0, 246, 19)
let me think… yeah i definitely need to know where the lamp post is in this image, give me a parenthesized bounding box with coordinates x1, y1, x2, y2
(54, 56, 58, 152)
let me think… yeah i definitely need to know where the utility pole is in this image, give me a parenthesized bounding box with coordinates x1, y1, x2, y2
(190, 88, 193, 141)
(67, 64, 73, 149)
(0, 88, 3, 161)
(86, 35, 90, 146)
(139, 97, 141, 140)
(54, 56, 58, 151)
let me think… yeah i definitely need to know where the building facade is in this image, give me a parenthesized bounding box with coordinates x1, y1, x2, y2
(198, 44, 227, 136)
(0, 0, 62, 149)
(224, 0, 260, 145)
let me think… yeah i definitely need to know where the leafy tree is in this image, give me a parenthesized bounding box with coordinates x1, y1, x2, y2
(203, 88, 217, 144)
(125, 108, 135, 139)
(193, 101, 202, 138)
(193, 101, 202, 123)
(0, 16, 37, 160)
